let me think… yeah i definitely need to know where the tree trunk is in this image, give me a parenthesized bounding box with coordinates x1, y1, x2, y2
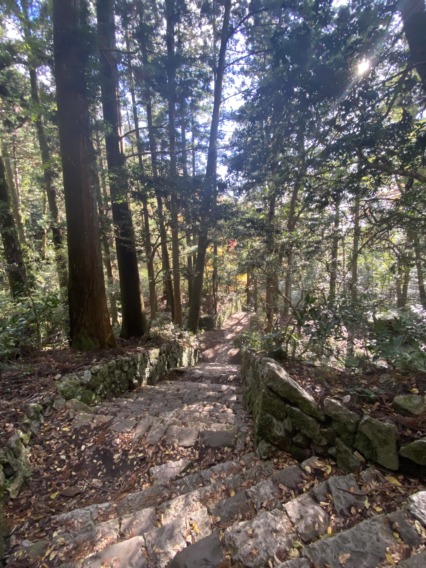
(96, 0, 146, 338)
(413, 234, 426, 308)
(125, 32, 157, 319)
(0, 154, 28, 298)
(52, 0, 115, 350)
(328, 197, 341, 309)
(400, 0, 426, 92)
(188, 0, 231, 333)
(1, 144, 26, 246)
(265, 188, 277, 332)
(347, 192, 361, 359)
(165, 0, 183, 326)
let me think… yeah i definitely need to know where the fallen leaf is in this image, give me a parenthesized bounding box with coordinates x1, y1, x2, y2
(59, 486, 82, 498)
(339, 552, 351, 565)
(50, 492, 59, 500)
(386, 476, 402, 486)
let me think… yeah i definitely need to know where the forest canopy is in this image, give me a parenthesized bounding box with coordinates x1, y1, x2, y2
(0, 0, 425, 371)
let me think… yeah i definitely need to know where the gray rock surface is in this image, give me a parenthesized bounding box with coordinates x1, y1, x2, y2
(284, 494, 329, 542)
(393, 394, 426, 416)
(355, 416, 399, 470)
(168, 533, 224, 568)
(408, 491, 426, 527)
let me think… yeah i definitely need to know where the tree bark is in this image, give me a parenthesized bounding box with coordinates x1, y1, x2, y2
(165, 0, 183, 325)
(52, 0, 115, 349)
(400, 0, 426, 92)
(0, 154, 28, 299)
(1, 143, 26, 246)
(96, 0, 146, 338)
(188, 0, 231, 332)
(328, 197, 341, 309)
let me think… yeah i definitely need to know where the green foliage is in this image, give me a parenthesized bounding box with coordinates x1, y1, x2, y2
(0, 288, 67, 359)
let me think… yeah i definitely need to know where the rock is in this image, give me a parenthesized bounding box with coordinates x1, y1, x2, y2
(284, 494, 329, 542)
(82, 536, 147, 567)
(211, 491, 251, 526)
(169, 533, 224, 568)
(327, 474, 365, 516)
(256, 439, 275, 459)
(223, 509, 296, 568)
(393, 395, 425, 416)
(255, 388, 289, 421)
(246, 479, 280, 511)
(285, 406, 326, 446)
(150, 459, 192, 485)
(200, 429, 236, 448)
(271, 465, 305, 491)
(277, 560, 311, 568)
(65, 399, 94, 414)
(400, 438, 426, 465)
(398, 551, 426, 567)
(255, 412, 291, 451)
(120, 508, 157, 538)
(407, 491, 426, 527)
(262, 359, 323, 420)
(355, 416, 399, 470)
(335, 438, 363, 473)
(302, 515, 398, 568)
(324, 398, 360, 445)
(387, 510, 423, 547)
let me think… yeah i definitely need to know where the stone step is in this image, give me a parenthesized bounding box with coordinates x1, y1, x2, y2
(223, 486, 426, 568)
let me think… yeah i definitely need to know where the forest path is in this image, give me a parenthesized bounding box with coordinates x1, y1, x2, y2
(5, 312, 426, 567)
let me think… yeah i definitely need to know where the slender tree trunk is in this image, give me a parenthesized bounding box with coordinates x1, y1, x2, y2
(328, 197, 341, 309)
(0, 154, 28, 298)
(125, 33, 157, 319)
(165, 0, 183, 325)
(188, 0, 231, 332)
(1, 145, 25, 246)
(265, 188, 277, 332)
(52, 0, 115, 349)
(413, 235, 426, 308)
(347, 192, 361, 359)
(96, 0, 146, 338)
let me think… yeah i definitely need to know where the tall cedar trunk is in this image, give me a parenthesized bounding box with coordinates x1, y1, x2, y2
(20, 0, 68, 290)
(1, 144, 26, 246)
(93, 129, 119, 325)
(265, 188, 277, 332)
(52, 0, 115, 350)
(125, 33, 157, 319)
(187, 0, 231, 333)
(96, 0, 146, 338)
(347, 191, 361, 359)
(165, 0, 182, 325)
(400, 0, 426, 92)
(0, 155, 28, 298)
(328, 197, 341, 309)
(135, 6, 175, 315)
(396, 256, 411, 309)
(212, 241, 218, 314)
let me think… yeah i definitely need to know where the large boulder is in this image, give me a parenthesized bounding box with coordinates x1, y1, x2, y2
(393, 395, 425, 417)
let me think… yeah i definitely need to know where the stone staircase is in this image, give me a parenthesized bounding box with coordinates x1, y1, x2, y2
(6, 353, 426, 567)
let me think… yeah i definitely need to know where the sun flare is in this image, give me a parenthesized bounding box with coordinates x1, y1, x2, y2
(357, 58, 371, 76)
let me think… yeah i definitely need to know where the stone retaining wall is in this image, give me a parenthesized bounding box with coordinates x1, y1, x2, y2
(0, 337, 198, 507)
(242, 351, 425, 472)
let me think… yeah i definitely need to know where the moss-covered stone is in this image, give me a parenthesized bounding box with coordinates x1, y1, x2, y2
(285, 406, 326, 446)
(255, 411, 290, 451)
(393, 395, 425, 417)
(400, 438, 426, 465)
(355, 416, 399, 470)
(336, 438, 363, 473)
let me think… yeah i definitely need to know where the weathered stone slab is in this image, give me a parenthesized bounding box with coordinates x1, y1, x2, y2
(272, 465, 305, 491)
(200, 429, 236, 448)
(277, 560, 311, 568)
(144, 507, 211, 568)
(82, 536, 147, 567)
(211, 491, 252, 526)
(284, 494, 329, 542)
(200, 460, 240, 482)
(150, 459, 192, 485)
(146, 422, 169, 445)
(246, 479, 280, 511)
(285, 406, 326, 446)
(133, 417, 153, 441)
(157, 491, 203, 525)
(302, 515, 397, 568)
(398, 551, 426, 567)
(400, 438, 426, 466)
(335, 438, 363, 473)
(224, 509, 296, 568)
(53, 502, 116, 532)
(407, 491, 426, 527)
(387, 509, 423, 547)
(262, 359, 322, 420)
(168, 427, 199, 447)
(111, 418, 136, 433)
(393, 395, 425, 416)
(120, 507, 157, 538)
(117, 486, 172, 515)
(355, 416, 399, 470)
(168, 533, 224, 568)
(323, 398, 360, 426)
(327, 474, 365, 516)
